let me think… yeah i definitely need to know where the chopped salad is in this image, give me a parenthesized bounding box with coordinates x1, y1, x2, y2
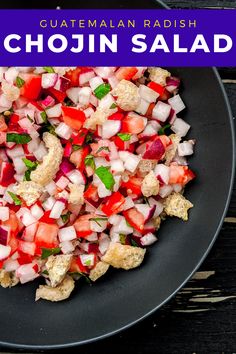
(0, 66, 195, 301)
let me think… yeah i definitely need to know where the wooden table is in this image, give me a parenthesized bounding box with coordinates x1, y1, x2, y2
(1, 1, 236, 353)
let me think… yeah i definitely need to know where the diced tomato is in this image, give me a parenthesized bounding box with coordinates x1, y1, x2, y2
(121, 177, 143, 197)
(8, 235, 19, 255)
(159, 89, 171, 101)
(65, 67, 82, 87)
(20, 74, 42, 100)
(33, 264, 39, 273)
(17, 251, 33, 265)
(2, 210, 19, 233)
(35, 222, 59, 245)
(146, 103, 155, 119)
(147, 81, 165, 96)
(7, 113, 21, 131)
(73, 214, 93, 238)
(70, 146, 89, 170)
(123, 208, 145, 233)
(122, 113, 146, 134)
(39, 211, 56, 224)
(71, 128, 88, 146)
(0, 161, 15, 187)
(47, 87, 67, 103)
(115, 67, 138, 81)
(84, 184, 99, 202)
(0, 117, 7, 132)
(108, 112, 124, 121)
(0, 260, 4, 269)
(101, 192, 126, 216)
(30, 100, 44, 111)
(61, 106, 86, 131)
(18, 240, 36, 256)
(169, 165, 196, 185)
(63, 142, 73, 157)
(69, 256, 89, 274)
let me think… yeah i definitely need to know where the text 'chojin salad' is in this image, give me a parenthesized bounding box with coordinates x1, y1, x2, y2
(0, 66, 195, 301)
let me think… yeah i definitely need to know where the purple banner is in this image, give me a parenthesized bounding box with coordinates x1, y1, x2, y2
(0, 9, 235, 66)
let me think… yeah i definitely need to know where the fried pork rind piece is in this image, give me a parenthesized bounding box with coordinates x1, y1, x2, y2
(84, 107, 110, 130)
(141, 171, 159, 197)
(89, 261, 110, 282)
(30, 132, 63, 186)
(35, 275, 75, 302)
(164, 192, 193, 221)
(16, 181, 43, 206)
(1, 80, 20, 102)
(68, 183, 85, 205)
(0, 269, 19, 288)
(164, 134, 181, 166)
(137, 159, 157, 178)
(102, 243, 146, 270)
(46, 255, 73, 287)
(111, 79, 140, 111)
(147, 67, 171, 86)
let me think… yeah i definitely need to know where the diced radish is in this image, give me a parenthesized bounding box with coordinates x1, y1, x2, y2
(22, 222, 38, 242)
(54, 76, 70, 92)
(168, 94, 185, 114)
(16, 263, 38, 284)
(166, 76, 180, 93)
(78, 87, 92, 106)
(67, 170, 85, 185)
(12, 157, 27, 175)
(140, 232, 157, 246)
(135, 204, 156, 222)
(60, 240, 75, 254)
(108, 75, 119, 89)
(83, 107, 94, 118)
(41, 95, 55, 109)
(33, 142, 47, 161)
(148, 198, 164, 217)
(173, 184, 183, 193)
(90, 218, 108, 233)
(46, 103, 62, 118)
(16, 208, 37, 227)
(97, 183, 112, 198)
(6, 145, 24, 159)
(4, 258, 19, 272)
(123, 196, 135, 210)
(66, 87, 80, 104)
(89, 76, 104, 91)
(18, 240, 36, 256)
(27, 138, 40, 153)
(79, 70, 95, 85)
(80, 254, 95, 267)
(112, 216, 133, 235)
(94, 67, 114, 79)
(0, 244, 11, 260)
(56, 175, 69, 190)
(0, 206, 9, 221)
(171, 118, 190, 137)
(101, 120, 121, 139)
(86, 232, 98, 241)
(135, 99, 150, 115)
(139, 84, 159, 103)
(41, 73, 58, 89)
(177, 141, 194, 156)
(0, 225, 9, 245)
(55, 122, 73, 140)
(90, 94, 98, 107)
(45, 181, 57, 196)
(110, 159, 124, 175)
(132, 67, 147, 79)
(154, 164, 170, 184)
(108, 214, 123, 225)
(152, 101, 171, 122)
(58, 225, 77, 242)
(49, 200, 65, 219)
(5, 67, 19, 83)
(119, 151, 140, 173)
(43, 196, 56, 211)
(158, 185, 173, 198)
(143, 137, 165, 160)
(99, 233, 110, 254)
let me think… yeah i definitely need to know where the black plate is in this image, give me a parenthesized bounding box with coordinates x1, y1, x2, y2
(0, 1, 235, 350)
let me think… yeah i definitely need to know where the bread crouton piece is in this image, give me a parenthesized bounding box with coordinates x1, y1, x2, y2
(102, 243, 146, 270)
(46, 255, 73, 287)
(137, 159, 157, 178)
(141, 171, 159, 197)
(16, 181, 43, 206)
(68, 183, 85, 205)
(0, 270, 19, 288)
(89, 261, 110, 282)
(165, 134, 181, 165)
(31, 132, 63, 186)
(111, 79, 140, 111)
(148, 67, 171, 86)
(35, 275, 75, 302)
(164, 192, 193, 221)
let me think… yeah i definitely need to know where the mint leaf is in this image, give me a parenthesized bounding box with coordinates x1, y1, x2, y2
(27, 114, 33, 123)
(43, 67, 55, 73)
(85, 154, 95, 170)
(110, 103, 117, 109)
(72, 145, 82, 151)
(41, 247, 61, 259)
(96, 146, 110, 154)
(89, 217, 108, 227)
(23, 170, 31, 181)
(117, 133, 131, 141)
(158, 124, 171, 136)
(95, 166, 115, 191)
(85, 132, 94, 144)
(119, 234, 126, 245)
(40, 111, 48, 123)
(16, 76, 25, 88)
(94, 83, 111, 100)
(61, 211, 71, 223)
(8, 192, 22, 206)
(130, 238, 139, 247)
(7, 133, 31, 144)
(22, 158, 38, 170)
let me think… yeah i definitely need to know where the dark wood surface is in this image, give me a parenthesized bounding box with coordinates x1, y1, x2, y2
(1, 1, 236, 353)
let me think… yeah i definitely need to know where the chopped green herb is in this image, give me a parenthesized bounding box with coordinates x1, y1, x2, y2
(117, 133, 131, 141)
(16, 76, 25, 88)
(158, 124, 171, 136)
(72, 145, 82, 151)
(89, 217, 108, 227)
(41, 247, 61, 260)
(61, 211, 71, 223)
(42, 270, 49, 275)
(119, 234, 126, 245)
(94, 83, 111, 100)
(8, 192, 22, 206)
(96, 146, 110, 154)
(110, 103, 117, 109)
(40, 111, 48, 123)
(95, 166, 115, 191)
(85, 132, 94, 144)
(22, 158, 38, 170)
(64, 98, 74, 106)
(27, 114, 33, 123)
(7, 133, 31, 144)
(130, 238, 139, 247)
(43, 66, 55, 73)
(85, 259, 91, 266)
(23, 170, 31, 181)
(85, 154, 95, 170)
(143, 196, 150, 206)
